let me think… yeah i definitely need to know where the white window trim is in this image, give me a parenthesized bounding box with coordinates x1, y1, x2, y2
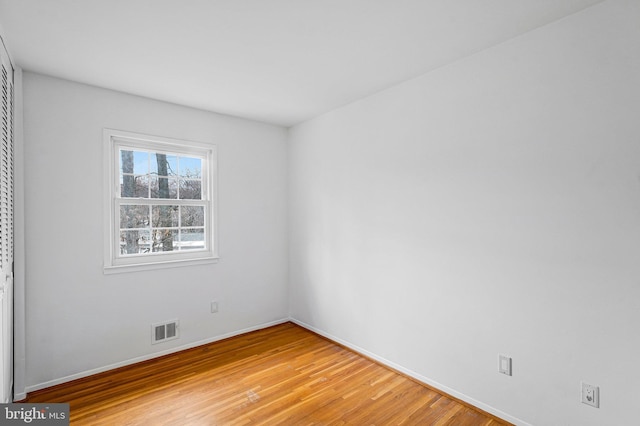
(103, 128, 218, 274)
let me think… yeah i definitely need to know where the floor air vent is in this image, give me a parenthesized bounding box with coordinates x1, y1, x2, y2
(152, 320, 179, 344)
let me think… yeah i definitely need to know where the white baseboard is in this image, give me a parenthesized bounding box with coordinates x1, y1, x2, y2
(25, 318, 289, 395)
(289, 318, 529, 426)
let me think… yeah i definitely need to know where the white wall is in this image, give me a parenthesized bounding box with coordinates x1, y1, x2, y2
(21, 72, 289, 392)
(288, 1, 640, 424)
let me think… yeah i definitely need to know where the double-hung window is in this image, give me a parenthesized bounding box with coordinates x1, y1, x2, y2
(104, 129, 217, 273)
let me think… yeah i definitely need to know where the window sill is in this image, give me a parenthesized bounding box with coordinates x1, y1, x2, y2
(104, 255, 219, 274)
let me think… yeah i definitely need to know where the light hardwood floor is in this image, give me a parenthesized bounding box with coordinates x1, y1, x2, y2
(25, 322, 511, 425)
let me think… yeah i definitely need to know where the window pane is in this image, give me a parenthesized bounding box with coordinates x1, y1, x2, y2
(152, 153, 178, 177)
(120, 205, 149, 229)
(120, 150, 149, 175)
(150, 177, 178, 199)
(133, 151, 149, 174)
(152, 229, 178, 252)
(120, 150, 133, 175)
(179, 179, 202, 200)
(120, 175, 133, 197)
(179, 157, 202, 178)
(152, 205, 179, 227)
(120, 230, 151, 255)
(133, 175, 150, 198)
(181, 206, 204, 227)
(180, 228, 205, 250)
(169, 179, 178, 198)
(122, 175, 150, 198)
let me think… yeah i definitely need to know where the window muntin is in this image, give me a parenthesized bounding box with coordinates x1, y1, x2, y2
(104, 129, 217, 272)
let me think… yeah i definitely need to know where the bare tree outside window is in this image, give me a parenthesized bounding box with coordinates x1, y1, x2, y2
(120, 150, 139, 254)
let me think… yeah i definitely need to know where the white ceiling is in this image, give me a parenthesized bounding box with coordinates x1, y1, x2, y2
(0, 0, 602, 127)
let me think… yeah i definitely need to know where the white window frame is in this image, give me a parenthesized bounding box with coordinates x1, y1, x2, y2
(103, 129, 218, 274)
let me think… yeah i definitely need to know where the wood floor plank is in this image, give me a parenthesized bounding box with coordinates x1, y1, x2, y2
(25, 322, 511, 425)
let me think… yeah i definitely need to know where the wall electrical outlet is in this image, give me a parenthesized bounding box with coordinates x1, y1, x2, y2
(210, 301, 219, 313)
(581, 382, 599, 408)
(498, 354, 512, 376)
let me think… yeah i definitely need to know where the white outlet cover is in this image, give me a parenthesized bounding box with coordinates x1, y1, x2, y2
(499, 354, 512, 376)
(581, 382, 599, 408)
